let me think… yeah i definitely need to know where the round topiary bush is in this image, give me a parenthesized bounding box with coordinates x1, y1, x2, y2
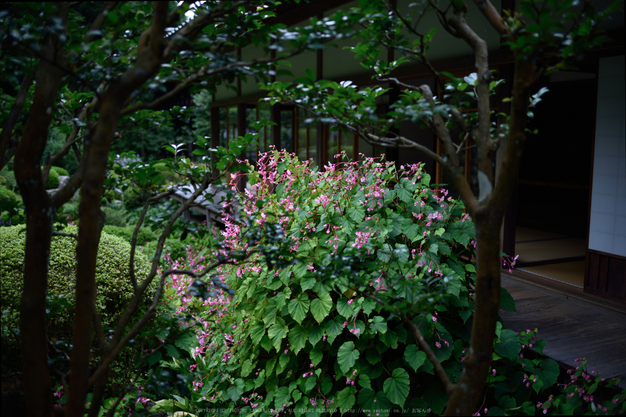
(45, 168, 60, 189)
(0, 185, 18, 213)
(50, 166, 69, 177)
(0, 225, 155, 338)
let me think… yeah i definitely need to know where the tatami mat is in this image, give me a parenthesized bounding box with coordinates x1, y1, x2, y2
(518, 261, 585, 288)
(514, 227, 586, 288)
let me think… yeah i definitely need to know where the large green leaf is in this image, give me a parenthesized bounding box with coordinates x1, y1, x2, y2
(337, 297, 355, 319)
(249, 319, 265, 345)
(310, 292, 333, 323)
(533, 358, 559, 392)
(308, 325, 324, 347)
(288, 294, 310, 324)
(499, 286, 516, 312)
(383, 368, 410, 406)
(368, 315, 388, 334)
(336, 386, 357, 414)
(494, 329, 521, 361)
(404, 345, 427, 372)
(347, 205, 365, 223)
(268, 317, 288, 351)
(358, 389, 391, 417)
(226, 378, 245, 402)
(288, 324, 307, 354)
(337, 341, 360, 373)
(263, 298, 279, 327)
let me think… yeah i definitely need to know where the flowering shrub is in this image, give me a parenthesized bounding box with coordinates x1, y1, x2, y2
(127, 150, 626, 416)
(141, 149, 496, 416)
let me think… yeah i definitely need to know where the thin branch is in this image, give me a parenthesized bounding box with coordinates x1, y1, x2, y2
(472, 0, 509, 36)
(128, 189, 176, 293)
(447, 10, 494, 185)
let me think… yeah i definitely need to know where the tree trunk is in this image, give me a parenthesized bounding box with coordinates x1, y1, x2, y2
(444, 207, 503, 415)
(14, 5, 68, 415)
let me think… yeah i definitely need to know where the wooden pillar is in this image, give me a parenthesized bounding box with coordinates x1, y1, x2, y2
(237, 104, 247, 191)
(497, 63, 517, 258)
(316, 17, 324, 166)
(271, 104, 281, 149)
(210, 106, 220, 179)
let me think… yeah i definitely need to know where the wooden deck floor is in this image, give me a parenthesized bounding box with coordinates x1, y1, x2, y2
(500, 275, 626, 389)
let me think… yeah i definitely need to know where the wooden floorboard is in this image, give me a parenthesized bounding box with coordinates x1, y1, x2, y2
(500, 275, 626, 389)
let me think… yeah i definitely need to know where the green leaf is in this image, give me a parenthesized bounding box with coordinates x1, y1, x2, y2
(249, 319, 265, 345)
(268, 317, 288, 351)
(404, 223, 419, 241)
(347, 206, 365, 223)
(494, 329, 521, 361)
(368, 316, 388, 334)
(300, 277, 316, 291)
(358, 374, 372, 390)
(337, 298, 355, 319)
(310, 292, 333, 323)
(499, 286, 516, 312)
(310, 349, 323, 366)
(377, 243, 393, 263)
(336, 386, 357, 414)
(288, 294, 310, 324)
(226, 379, 245, 402)
(404, 345, 427, 372)
(383, 368, 410, 406)
(146, 351, 162, 367)
(263, 298, 279, 327)
(533, 358, 559, 391)
(277, 353, 290, 375)
(337, 341, 360, 373)
(288, 325, 307, 354)
(358, 389, 391, 417)
(241, 359, 253, 378)
(308, 326, 324, 347)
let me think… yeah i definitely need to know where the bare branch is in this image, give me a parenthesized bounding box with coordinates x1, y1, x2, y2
(447, 10, 494, 185)
(472, 0, 509, 36)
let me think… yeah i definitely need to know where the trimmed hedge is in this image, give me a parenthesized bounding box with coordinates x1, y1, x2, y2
(103, 224, 158, 246)
(0, 225, 155, 338)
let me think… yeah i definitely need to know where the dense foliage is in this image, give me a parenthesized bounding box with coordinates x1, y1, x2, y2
(138, 150, 493, 415)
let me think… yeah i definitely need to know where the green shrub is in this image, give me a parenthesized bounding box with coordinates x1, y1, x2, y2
(123, 185, 151, 209)
(103, 224, 158, 246)
(45, 168, 60, 189)
(102, 205, 128, 227)
(143, 237, 188, 262)
(0, 225, 156, 391)
(0, 224, 154, 334)
(0, 186, 18, 213)
(152, 162, 181, 185)
(0, 186, 24, 225)
(50, 166, 69, 176)
(0, 168, 17, 190)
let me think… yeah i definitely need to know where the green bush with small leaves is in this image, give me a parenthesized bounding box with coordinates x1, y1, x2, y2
(45, 168, 60, 189)
(50, 166, 69, 177)
(103, 224, 158, 246)
(0, 225, 154, 338)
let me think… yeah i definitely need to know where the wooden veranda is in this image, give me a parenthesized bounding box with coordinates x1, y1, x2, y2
(500, 274, 626, 390)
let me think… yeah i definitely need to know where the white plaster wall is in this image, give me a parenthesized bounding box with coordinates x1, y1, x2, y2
(588, 55, 626, 256)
